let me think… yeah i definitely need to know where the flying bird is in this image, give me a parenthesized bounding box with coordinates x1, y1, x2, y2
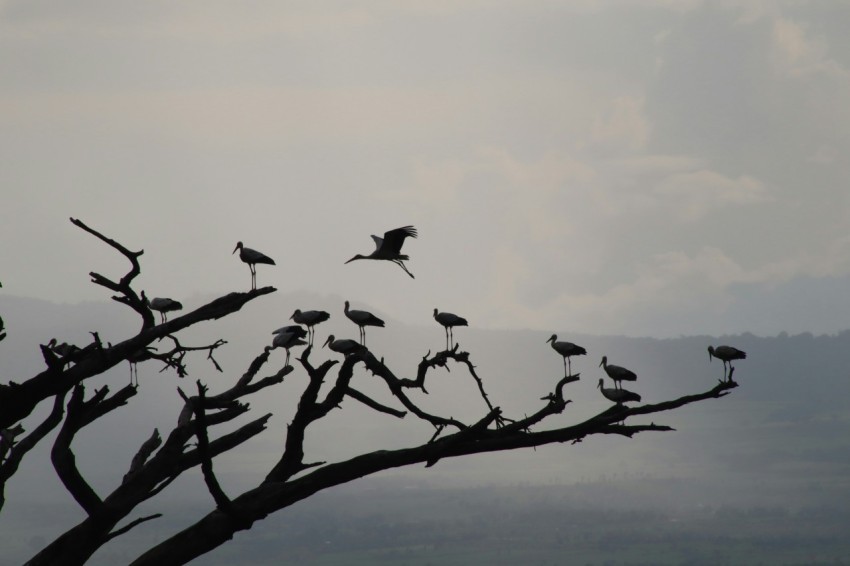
(323, 334, 365, 357)
(272, 327, 307, 366)
(434, 308, 468, 350)
(345, 226, 418, 279)
(546, 334, 587, 378)
(233, 241, 275, 290)
(344, 300, 385, 346)
(599, 356, 637, 390)
(708, 345, 747, 381)
(290, 309, 330, 346)
(148, 297, 183, 323)
(597, 378, 642, 405)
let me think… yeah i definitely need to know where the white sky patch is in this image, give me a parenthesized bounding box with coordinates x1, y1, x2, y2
(590, 96, 651, 152)
(771, 16, 848, 79)
(653, 170, 770, 222)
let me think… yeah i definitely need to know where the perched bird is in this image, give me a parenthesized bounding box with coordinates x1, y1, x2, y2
(47, 338, 81, 360)
(323, 334, 365, 357)
(345, 226, 418, 279)
(434, 308, 468, 350)
(46, 338, 81, 368)
(233, 241, 275, 290)
(344, 300, 385, 346)
(148, 297, 183, 323)
(708, 345, 747, 381)
(599, 356, 637, 390)
(290, 309, 330, 346)
(546, 335, 587, 378)
(597, 378, 641, 405)
(272, 328, 307, 366)
(272, 325, 308, 340)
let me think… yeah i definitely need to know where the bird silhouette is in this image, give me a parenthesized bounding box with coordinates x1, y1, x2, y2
(272, 328, 307, 366)
(345, 226, 417, 279)
(148, 297, 183, 323)
(546, 334, 587, 378)
(597, 378, 641, 405)
(599, 356, 637, 390)
(290, 309, 330, 346)
(233, 241, 275, 290)
(708, 345, 747, 381)
(433, 308, 468, 350)
(344, 300, 385, 346)
(46, 338, 81, 368)
(323, 334, 366, 357)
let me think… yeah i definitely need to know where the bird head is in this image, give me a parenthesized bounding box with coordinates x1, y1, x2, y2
(345, 255, 365, 264)
(599, 356, 608, 367)
(323, 335, 335, 348)
(597, 378, 604, 389)
(290, 309, 300, 320)
(233, 242, 243, 254)
(546, 334, 556, 344)
(707, 346, 715, 361)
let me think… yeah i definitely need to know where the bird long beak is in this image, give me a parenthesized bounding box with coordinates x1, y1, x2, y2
(322, 336, 332, 348)
(232, 245, 239, 254)
(344, 255, 360, 264)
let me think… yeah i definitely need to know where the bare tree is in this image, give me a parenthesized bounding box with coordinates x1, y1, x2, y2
(0, 220, 739, 566)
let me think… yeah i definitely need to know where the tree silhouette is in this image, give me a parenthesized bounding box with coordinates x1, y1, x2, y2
(0, 219, 738, 566)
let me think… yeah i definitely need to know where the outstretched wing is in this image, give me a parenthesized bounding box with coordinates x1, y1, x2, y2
(380, 226, 417, 255)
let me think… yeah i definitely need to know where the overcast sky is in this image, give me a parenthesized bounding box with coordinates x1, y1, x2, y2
(1, 1, 849, 338)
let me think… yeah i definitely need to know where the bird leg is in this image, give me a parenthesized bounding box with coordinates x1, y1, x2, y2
(393, 260, 415, 279)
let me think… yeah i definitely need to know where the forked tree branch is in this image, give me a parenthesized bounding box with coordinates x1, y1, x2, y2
(129, 378, 738, 566)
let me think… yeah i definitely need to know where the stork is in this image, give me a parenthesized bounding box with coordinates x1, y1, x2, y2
(47, 338, 81, 368)
(434, 308, 468, 350)
(708, 345, 747, 382)
(344, 300, 385, 346)
(148, 297, 183, 323)
(272, 328, 307, 366)
(290, 309, 330, 346)
(323, 334, 365, 357)
(546, 334, 587, 378)
(597, 378, 641, 405)
(599, 356, 637, 390)
(233, 241, 275, 290)
(272, 325, 307, 340)
(345, 226, 418, 279)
